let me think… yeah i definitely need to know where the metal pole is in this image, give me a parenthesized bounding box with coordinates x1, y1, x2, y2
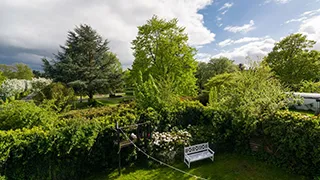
(117, 122, 121, 176)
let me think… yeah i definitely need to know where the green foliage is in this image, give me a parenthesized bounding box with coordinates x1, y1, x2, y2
(196, 57, 238, 90)
(208, 64, 289, 122)
(134, 72, 179, 111)
(0, 101, 57, 130)
(205, 72, 235, 90)
(0, 63, 33, 80)
(0, 99, 319, 178)
(43, 24, 122, 100)
(33, 82, 76, 112)
(265, 33, 320, 89)
(298, 81, 320, 93)
(131, 16, 198, 100)
(262, 111, 320, 176)
(0, 72, 5, 86)
(0, 104, 143, 179)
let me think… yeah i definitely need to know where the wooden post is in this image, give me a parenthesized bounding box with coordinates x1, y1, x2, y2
(116, 122, 121, 176)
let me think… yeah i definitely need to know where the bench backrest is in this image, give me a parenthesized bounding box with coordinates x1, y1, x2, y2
(184, 143, 209, 155)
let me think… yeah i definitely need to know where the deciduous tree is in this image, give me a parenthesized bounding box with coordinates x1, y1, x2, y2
(265, 33, 320, 89)
(0, 63, 33, 80)
(196, 57, 238, 90)
(131, 16, 198, 103)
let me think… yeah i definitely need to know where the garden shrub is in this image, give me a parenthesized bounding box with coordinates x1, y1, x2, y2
(261, 111, 320, 176)
(0, 101, 57, 130)
(299, 80, 320, 93)
(33, 82, 76, 112)
(151, 129, 191, 164)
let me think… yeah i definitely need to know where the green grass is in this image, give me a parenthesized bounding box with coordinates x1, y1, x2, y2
(87, 153, 305, 180)
(73, 94, 134, 109)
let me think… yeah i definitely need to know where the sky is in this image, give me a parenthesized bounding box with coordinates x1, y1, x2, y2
(0, 0, 319, 70)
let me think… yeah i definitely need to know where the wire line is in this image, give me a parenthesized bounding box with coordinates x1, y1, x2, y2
(118, 128, 208, 180)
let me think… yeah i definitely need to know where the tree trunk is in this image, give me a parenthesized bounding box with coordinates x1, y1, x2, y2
(88, 93, 94, 102)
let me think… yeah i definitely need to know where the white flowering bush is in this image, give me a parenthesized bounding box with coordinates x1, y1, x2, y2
(0, 78, 52, 100)
(152, 129, 191, 163)
(30, 78, 52, 92)
(0, 79, 27, 98)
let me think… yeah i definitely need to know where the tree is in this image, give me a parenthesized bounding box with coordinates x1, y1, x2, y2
(265, 33, 320, 89)
(131, 16, 198, 104)
(43, 24, 122, 101)
(208, 63, 290, 122)
(32, 70, 46, 78)
(0, 63, 33, 80)
(196, 57, 238, 90)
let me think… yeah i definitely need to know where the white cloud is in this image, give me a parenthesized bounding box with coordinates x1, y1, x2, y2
(195, 53, 212, 62)
(285, 17, 308, 24)
(285, 8, 320, 24)
(218, 39, 233, 47)
(213, 38, 276, 64)
(301, 8, 320, 17)
(224, 20, 255, 33)
(0, 0, 216, 67)
(221, 10, 228, 15)
(219, 2, 234, 11)
(299, 15, 320, 50)
(264, 0, 291, 4)
(218, 37, 268, 47)
(218, 2, 233, 15)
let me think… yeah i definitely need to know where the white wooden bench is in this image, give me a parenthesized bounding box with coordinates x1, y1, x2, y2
(184, 142, 214, 168)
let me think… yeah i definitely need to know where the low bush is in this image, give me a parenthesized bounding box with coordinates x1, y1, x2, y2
(151, 129, 191, 164)
(33, 82, 76, 112)
(0, 101, 57, 130)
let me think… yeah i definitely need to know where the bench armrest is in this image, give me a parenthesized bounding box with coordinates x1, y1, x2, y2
(208, 148, 215, 155)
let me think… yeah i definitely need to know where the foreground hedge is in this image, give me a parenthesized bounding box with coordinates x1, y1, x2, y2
(0, 103, 145, 180)
(1, 101, 320, 178)
(262, 111, 320, 176)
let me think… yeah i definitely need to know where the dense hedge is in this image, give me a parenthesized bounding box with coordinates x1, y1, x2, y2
(1, 101, 320, 178)
(0, 103, 149, 180)
(262, 111, 320, 176)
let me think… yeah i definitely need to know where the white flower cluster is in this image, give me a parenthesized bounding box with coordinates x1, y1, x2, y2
(152, 130, 192, 150)
(0, 78, 52, 98)
(30, 78, 52, 92)
(152, 130, 191, 161)
(0, 79, 27, 98)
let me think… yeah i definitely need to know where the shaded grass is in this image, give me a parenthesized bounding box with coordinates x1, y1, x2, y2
(73, 95, 134, 109)
(87, 153, 305, 180)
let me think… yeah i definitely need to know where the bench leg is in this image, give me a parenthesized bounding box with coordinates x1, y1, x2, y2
(210, 155, 214, 162)
(184, 159, 190, 168)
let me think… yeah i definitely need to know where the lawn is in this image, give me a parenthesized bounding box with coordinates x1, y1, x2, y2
(88, 153, 305, 180)
(73, 94, 134, 109)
